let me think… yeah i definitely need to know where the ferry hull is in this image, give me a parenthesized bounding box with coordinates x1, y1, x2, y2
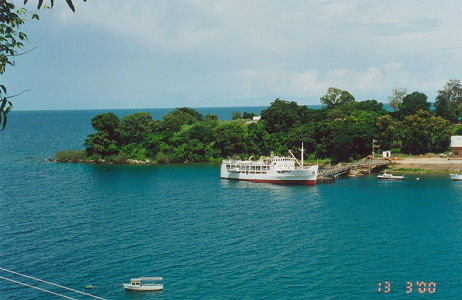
(221, 177, 316, 185)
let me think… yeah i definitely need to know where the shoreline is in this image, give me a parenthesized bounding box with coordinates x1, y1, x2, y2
(387, 157, 462, 174)
(51, 156, 462, 175)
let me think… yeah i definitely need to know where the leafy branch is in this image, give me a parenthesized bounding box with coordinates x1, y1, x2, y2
(1, 0, 83, 131)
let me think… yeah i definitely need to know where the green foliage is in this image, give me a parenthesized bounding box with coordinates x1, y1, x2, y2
(55, 149, 87, 162)
(1, 0, 81, 130)
(435, 79, 462, 123)
(376, 114, 400, 150)
(242, 112, 256, 119)
(260, 98, 301, 133)
(398, 91, 430, 119)
(116, 151, 128, 163)
(215, 123, 245, 157)
(206, 114, 218, 121)
(156, 152, 169, 164)
(162, 107, 202, 132)
(90, 112, 119, 138)
(245, 122, 270, 156)
(232, 111, 241, 120)
(63, 94, 460, 165)
(320, 87, 355, 109)
(400, 110, 451, 154)
(0, 1, 30, 130)
(120, 112, 156, 144)
(454, 125, 462, 135)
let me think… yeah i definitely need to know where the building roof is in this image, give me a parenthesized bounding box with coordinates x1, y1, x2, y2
(451, 136, 462, 147)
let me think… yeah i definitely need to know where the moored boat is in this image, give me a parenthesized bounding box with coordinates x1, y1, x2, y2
(377, 172, 404, 180)
(450, 174, 462, 181)
(123, 277, 163, 291)
(220, 143, 318, 185)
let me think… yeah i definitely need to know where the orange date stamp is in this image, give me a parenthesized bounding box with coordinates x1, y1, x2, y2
(377, 281, 436, 294)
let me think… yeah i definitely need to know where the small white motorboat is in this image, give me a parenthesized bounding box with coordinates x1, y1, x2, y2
(377, 172, 404, 180)
(123, 277, 163, 291)
(450, 174, 462, 181)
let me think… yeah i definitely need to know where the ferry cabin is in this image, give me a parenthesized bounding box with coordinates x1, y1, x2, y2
(224, 157, 298, 174)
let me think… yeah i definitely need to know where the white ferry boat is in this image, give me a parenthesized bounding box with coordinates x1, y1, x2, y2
(220, 144, 318, 185)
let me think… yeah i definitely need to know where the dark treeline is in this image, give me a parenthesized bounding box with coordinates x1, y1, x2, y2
(56, 80, 462, 164)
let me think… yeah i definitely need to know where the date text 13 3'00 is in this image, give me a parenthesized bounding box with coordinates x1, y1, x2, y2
(377, 282, 436, 294)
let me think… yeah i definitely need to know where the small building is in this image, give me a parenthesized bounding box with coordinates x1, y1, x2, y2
(383, 151, 391, 158)
(450, 136, 462, 159)
(252, 116, 261, 122)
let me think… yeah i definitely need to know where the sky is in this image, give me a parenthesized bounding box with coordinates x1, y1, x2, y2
(4, 0, 462, 110)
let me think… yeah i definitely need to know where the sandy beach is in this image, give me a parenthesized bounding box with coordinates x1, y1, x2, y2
(392, 157, 462, 171)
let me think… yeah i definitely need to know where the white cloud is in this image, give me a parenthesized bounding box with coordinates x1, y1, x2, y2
(15, 0, 462, 108)
(237, 61, 447, 101)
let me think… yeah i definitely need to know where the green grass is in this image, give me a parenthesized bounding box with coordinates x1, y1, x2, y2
(386, 167, 453, 174)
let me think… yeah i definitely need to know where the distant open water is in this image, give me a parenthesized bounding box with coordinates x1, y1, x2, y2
(1, 107, 461, 299)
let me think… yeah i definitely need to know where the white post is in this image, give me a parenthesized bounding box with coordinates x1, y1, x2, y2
(372, 139, 376, 160)
(301, 142, 304, 168)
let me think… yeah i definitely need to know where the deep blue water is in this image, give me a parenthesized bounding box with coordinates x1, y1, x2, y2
(1, 109, 461, 299)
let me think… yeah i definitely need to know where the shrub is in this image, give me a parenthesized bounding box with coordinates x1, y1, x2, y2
(116, 152, 128, 163)
(55, 150, 73, 161)
(71, 150, 88, 161)
(104, 155, 117, 162)
(156, 152, 169, 164)
(55, 149, 87, 161)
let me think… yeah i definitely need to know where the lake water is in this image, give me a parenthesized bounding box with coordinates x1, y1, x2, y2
(1, 109, 461, 299)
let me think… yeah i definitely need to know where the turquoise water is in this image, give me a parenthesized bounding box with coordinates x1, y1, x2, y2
(1, 110, 462, 299)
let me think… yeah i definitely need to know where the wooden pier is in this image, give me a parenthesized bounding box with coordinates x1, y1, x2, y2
(318, 159, 391, 177)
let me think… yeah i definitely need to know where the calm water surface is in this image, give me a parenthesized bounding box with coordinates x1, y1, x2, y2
(1, 110, 461, 299)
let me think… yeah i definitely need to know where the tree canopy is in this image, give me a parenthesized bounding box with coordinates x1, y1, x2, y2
(398, 91, 430, 119)
(435, 79, 462, 123)
(57, 86, 458, 165)
(320, 87, 355, 109)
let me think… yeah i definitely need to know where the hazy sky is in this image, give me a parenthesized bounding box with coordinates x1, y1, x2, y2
(5, 0, 462, 110)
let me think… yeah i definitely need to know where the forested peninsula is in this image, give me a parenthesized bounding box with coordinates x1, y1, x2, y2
(56, 82, 462, 165)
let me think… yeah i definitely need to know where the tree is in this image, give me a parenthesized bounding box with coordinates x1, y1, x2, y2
(242, 111, 256, 119)
(401, 110, 451, 154)
(398, 91, 430, 119)
(232, 111, 241, 120)
(260, 98, 300, 133)
(245, 121, 270, 156)
(90, 112, 120, 139)
(388, 87, 407, 111)
(376, 114, 400, 150)
(206, 114, 218, 121)
(162, 107, 202, 132)
(435, 79, 462, 123)
(84, 113, 121, 158)
(320, 87, 355, 109)
(119, 112, 156, 144)
(215, 123, 245, 157)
